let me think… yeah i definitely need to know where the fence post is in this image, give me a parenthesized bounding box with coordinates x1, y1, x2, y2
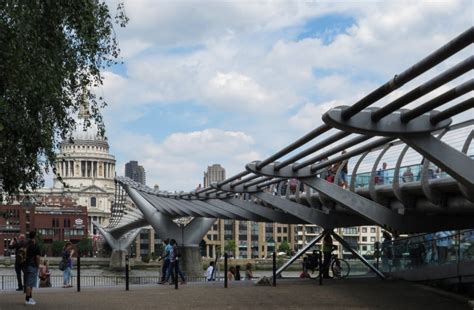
(174, 260, 179, 290)
(318, 250, 323, 286)
(125, 255, 129, 291)
(77, 250, 81, 292)
(272, 252, 276, 287)
(224, 253, 228, 288)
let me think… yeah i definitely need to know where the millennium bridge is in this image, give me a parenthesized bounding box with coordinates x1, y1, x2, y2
(94, 27, 474, 282)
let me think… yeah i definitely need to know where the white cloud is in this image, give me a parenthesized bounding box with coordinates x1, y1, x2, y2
(112, 129, 259, 191)
(89, 0, 473, 191)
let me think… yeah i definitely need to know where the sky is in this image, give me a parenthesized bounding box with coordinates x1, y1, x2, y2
(58, 0, 473, 192)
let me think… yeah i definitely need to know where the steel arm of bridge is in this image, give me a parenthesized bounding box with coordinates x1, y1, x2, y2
(329, 231, 384, 279)
(122, 184, 181, 236)
(142, 193, 205, 217)
(92, 222, 142, 251)
(275, 232, 325, 277)
(303, 177, 474, 233)
(222, 197, 304, 224)
(205, 198, 269, 222)
(401, 134, 474, 189)
(106, 219, 149, 239)
(255, 192, 369, 228)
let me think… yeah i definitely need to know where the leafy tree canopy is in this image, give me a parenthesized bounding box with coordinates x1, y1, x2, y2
(278, 239, 291, 255)
(0, 1, 127, 194)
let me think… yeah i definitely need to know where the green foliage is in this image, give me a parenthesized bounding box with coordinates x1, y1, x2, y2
(141, 254, 150, 263)
(278, 240, 291, 255)
(51, 240, 66, 256)
(224, 239, 236, 255)
(0, 1, 127, 194)
(155, 244, 164, 257)
(77, 236, 93, 256)
(35, 232, 47, 256)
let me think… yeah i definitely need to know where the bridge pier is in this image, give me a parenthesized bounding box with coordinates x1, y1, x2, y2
(110, 250, 129, 270)
(92, 222, 142, 270)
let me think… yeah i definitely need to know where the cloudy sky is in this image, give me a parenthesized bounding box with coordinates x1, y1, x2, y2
(80, 0, 473, 191)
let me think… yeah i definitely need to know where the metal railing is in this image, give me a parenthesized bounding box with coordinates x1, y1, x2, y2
(379, 229, 474, 275)
(0, 274, 208, 291)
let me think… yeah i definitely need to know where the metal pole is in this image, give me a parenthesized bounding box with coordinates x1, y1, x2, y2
(318, 250, 323, 286)
(77, 250, 81, 292)
(125, 255, 129, 291)
(174, 259, 178, 290)
(224, 253, 228, 288)
(272, 252, 276, 287)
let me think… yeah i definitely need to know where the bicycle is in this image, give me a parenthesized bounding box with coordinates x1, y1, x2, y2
(328, 254, 350, 279)
(304, 252, 350, 279)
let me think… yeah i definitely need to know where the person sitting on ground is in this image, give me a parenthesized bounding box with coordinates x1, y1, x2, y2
(206, 261, 215, 281)
(300, 257, 311, 278)
(227, 266, 235, 281)
(39, 259, 51, 288)
(245, 263, 253, 280)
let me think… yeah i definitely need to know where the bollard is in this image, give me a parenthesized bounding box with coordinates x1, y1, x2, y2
(224, 253, 228, 288)
(125, 255, 129, 291)
(272, 252, 276, 287)
(174, 260, 179, 290)
(77, 250, 81, 292)
(318, 250, 323, 286)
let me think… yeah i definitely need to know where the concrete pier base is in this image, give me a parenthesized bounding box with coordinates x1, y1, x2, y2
(109, 250, 127, 270)
(180, 246, 203, 277)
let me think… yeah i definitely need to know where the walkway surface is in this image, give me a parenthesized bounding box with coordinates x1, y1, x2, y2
(0, 278, 470, 309)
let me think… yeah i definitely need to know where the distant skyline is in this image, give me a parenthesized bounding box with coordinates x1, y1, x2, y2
(45, 0, 473, 191)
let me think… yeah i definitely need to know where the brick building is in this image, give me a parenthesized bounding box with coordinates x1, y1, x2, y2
(0, 196, 88, 256)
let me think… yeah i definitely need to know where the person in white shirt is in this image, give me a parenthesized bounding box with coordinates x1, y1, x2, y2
(206, 261, 215, 281)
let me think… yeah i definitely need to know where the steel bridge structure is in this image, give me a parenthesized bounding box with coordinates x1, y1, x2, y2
(95, 28, 473, 277)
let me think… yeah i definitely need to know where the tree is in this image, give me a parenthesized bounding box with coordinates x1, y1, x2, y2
(278, 240, 291, 255)
(224, 239, 236, 256)
(52, 240, 66, 256)
(35, 231, 47, 256)
(77, 236, 93, 256)
(0, 1, 128, 194)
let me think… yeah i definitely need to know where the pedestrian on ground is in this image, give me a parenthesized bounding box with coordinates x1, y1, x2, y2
(39, 259, 51, 288)
(235, 265, 241, 280)
(322, 234, 336, 279)
(435, 231, 452, 264)
(164, 239, 186, 285)
(381, 231, 393, 272)
(245, 263, 253, 280)
(227, 266, 235, 281)
(206, 261, 215, 281)
(402, 167, 414, 182)
(62, 242, 74, 288)
(8, 233, 26, 291)
(24, 231, 40, 305)
(159, 238, 171, 283)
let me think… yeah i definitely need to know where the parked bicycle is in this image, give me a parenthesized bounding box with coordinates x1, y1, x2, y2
(304, 251, 350, 279)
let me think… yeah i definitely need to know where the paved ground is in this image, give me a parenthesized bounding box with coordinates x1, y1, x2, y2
(0, 277, 470, 310)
